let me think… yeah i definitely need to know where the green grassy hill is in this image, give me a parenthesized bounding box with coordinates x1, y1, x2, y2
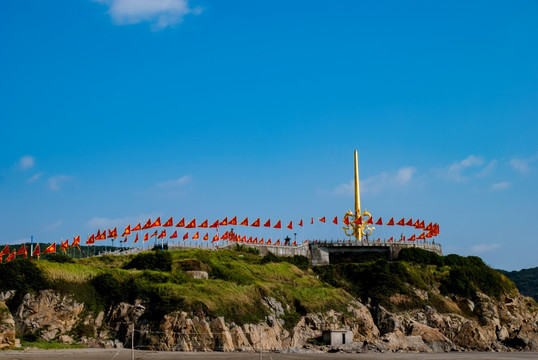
(500, 267, 538, 302)
(0, 245, 521, 333)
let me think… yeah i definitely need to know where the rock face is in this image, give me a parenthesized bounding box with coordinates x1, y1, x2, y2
(0, 301, 16, 349)
(14, 290, 84, 341)
(0, 288, 537, 353)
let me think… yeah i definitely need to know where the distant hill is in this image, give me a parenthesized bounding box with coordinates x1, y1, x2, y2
(500, 267, 538, 302)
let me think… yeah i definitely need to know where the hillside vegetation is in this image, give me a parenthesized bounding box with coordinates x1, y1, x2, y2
(501, 266, 538, 302)
(0, 246, 520, 329)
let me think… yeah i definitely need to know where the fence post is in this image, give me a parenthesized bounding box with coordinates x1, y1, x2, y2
(131, 323, 135, 360)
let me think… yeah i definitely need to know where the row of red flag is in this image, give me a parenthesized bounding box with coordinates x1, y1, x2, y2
(81, 215, 440, 245)
(0, 243, 55, 262)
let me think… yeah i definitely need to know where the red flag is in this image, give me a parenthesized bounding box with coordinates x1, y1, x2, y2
(332, 216, 338, 225)
(203, 233, 209, 241)
(157, 230, 166, 239)
(229, 216, 237, 225)
(419, 220, 425, 229)
(149, 230, 158, 238)
(144, 233, 149, 242)
(367, 216, 374, 225)
(175, 218, 185, 227)
(408, 234, 416, 241)
(133, 233, 139, 243)
(32, 244, 40, 258)
(239, 217, 249, 226)
(209, 220, 219, 228)
(259, 238, 264, 244)
(151, 217, 161, 228)
(212, 234, 219, 242)
(86, 234, 95, 245)
(0, 245, 9, 257)
(412, 219, 420, 228)
(387, 236, 394, 242)
(319, 217, 326, 223)
(425, 222, 433, 231)
(267, 239, 272, 245)
(107, 228, 114, 238)
(71, 235, 80, 248)
(417, 232, 426, 240)
(132, 223, 142, 231)
(220, 231, 229, 240)
(96, 229, 101, 238)
(170, 231, 178, 239)
(275, 239, 280, 245)
(343, 216, 350, 226)
(199, 219, 208, 228)
(247, 236, 252, 243)
(354, 216, 362, 225)
(405, 218, 413, 226)
(43, 243, 56, 254)
(311, 217, 314, 224)
(121, 236, 128, 243)
(185, 218, 196, 228)
(60, 239, 69, 253)
(287, 221, 293, 229)
(396, 218, 405, 226)
(426, 231, 433, 238)
(183, 232, 189, 240)
(122, 225, 131, 237)
(16, 244, 27, 258)
(192, 231, 199, 240)
(298, 219, 303, 227)
(142, 218, 152, 229)
(375, 217, 383, 225)
(5, 251, 15, 262)
(253, 237, 258, 244)
(386, 217, 395, 226)
(163, 217, 174, 227)
(251, 218, 260, 227)
(220, 217, 228, 226)
(241, 235, 246, 242)
(96, 231, 106, 240)
(273, 220, 281, 229)
(263, 219, 271, 227)
(292, 241, 296, 246)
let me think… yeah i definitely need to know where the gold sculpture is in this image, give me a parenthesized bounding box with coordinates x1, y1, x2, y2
(342, 150, 375, 241)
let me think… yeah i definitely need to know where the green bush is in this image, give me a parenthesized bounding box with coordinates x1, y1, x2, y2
(47, 253, 75, 263)
(0, 259, 49, 312)
(123, 251, 172, 272)
(398, 247, 444, 266)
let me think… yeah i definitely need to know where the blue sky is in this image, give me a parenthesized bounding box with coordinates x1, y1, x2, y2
(0, 0, 536, 270)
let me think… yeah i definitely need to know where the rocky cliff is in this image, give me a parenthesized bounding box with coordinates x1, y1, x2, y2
(1, 288, 537, 353)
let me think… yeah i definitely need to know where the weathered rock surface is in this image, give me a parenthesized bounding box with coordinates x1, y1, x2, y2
(14, 290, 84, 341)
(0, 301, 16, 349)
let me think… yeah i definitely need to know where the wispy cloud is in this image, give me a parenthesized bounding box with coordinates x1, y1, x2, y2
(490, 181, 510, 190)
(510, 157, 534, 174)
(87, 213, 161, 230)
(94, 0, 201, 29)
(437, 155, 496, 182)
(19, 155, 35, 169)
(334, 167, 416, 195)
(27, 172, 44, 183)
(44, 219, 63, 232)
(157, 175, 191, 188)
(48, 175, 74, 191)
(470, 243, 500, 254)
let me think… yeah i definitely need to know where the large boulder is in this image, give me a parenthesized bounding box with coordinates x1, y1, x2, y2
(0, 301, 16, 349)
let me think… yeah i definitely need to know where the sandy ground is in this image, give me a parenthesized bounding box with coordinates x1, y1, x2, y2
(1, 349, 538, 360)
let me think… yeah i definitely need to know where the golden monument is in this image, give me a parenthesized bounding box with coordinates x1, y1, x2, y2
(343, 150, 375, 241)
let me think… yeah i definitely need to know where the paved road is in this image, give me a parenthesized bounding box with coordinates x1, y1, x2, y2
(1, 350, 538, 360)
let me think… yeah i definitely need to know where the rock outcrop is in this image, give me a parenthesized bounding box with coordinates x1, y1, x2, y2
(0, 301, 16, 349)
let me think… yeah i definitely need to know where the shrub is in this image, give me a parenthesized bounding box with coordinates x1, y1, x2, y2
(47, 253, 75, 263)
(398, 247, 444, 266)
(123, 251, 172, 272)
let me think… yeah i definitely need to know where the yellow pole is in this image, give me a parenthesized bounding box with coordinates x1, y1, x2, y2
(354, 150, 363, 241)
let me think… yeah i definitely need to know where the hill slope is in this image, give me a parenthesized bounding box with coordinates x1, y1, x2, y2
(500, 266, 538, 302)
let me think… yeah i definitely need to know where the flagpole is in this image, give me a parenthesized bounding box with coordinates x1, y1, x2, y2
(30, 236, 34, 260)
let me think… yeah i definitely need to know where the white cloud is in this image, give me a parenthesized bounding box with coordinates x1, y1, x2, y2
(94, 0, 200, 29)
(44, 219, 63, 232)
(490, 182, 510, 190)
(27, 172, 44, 183)
(157, 175, 191, 188)
(443, 155, 484, 182)
(88, 216, 130, 229)
(334, 166, 416, 196)
(510, 157, 533, 173)
(19, 155, 35, 169)
(470, 243, 500, 254)
(48, 175, 74, 191)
